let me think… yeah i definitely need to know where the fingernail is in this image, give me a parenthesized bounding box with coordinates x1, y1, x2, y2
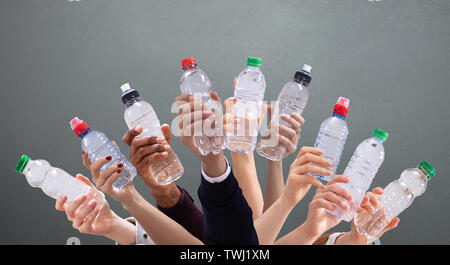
(82, 150, 85, 154)
(106, 156, 112, 161)
(188, 95, 194, 101)
(164, 145, 170, 151)
(117, 163, 124, 168)
(156, 138, 162, 144)
(88, 200, 96, 207)
(117, 169, 122, 174)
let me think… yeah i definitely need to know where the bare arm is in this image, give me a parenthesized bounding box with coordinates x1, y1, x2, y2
(121, 186, 203, 245)
(263, 160, 284, 212)
(231, 152, 264, 219)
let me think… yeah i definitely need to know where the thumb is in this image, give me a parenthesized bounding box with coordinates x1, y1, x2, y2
(76, 174, 94, 187)
(161, 124, 172, 145)
(210, 91, 221, 103)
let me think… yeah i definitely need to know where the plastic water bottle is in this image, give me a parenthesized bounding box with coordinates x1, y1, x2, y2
(226, 57, 266, 153)
(70, 117, 136, 190)
(354, 161, 436, 239)
(330, 128, 389, 222)
(120, 83, 184, 185)
(179, 57, 225, 156)
(313, 97, 350, 181)
(15, 154, 106, 205)
(256, 64, 312, 161)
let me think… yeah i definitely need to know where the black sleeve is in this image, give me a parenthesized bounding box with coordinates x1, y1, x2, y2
(198, 167, 259, 245)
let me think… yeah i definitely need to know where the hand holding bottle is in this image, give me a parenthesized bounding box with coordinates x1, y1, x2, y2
(175, 92, 222, 158)
(334, 187, 400, 245)
(82, 152, 136, 204)
(302, 177, 353, 238)
(281, 147, 336, 208)
(55, 174, 136, 244)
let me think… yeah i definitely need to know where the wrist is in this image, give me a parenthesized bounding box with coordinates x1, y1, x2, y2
(150, 183, 181, 208)
(104, 215, 136, 245)
(336, 230, 367, 245)
(121, 186, 142, 211)
(201, 152, 227, 178)
(296, 222, 322, 245)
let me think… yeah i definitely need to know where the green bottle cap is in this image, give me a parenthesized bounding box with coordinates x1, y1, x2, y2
(418, 161, 436, 179)
(16, 154, 30, 173)
(373, 128, 389, 142)
(247, 57, 262, 67)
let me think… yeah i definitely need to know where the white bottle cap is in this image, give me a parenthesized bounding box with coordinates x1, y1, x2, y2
(120, 83, 132, 92)
(302, 64, 312, 73)
(336, 97, 350, 108)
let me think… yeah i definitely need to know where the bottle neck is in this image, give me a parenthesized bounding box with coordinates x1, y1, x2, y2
(182, 64, 197, 70)
(372, 136, 385, 144)
(332, 113, 346, 120)
(246, 65, 260, 70)
(418, 165, 432, 180)
(79, 128, 92, 139)
(125, 97, 142, 107)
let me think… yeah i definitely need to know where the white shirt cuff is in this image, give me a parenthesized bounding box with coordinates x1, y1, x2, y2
(201, 156, 231, 183)
(119, 217, 155, 245)
(325, 232, 345, 245)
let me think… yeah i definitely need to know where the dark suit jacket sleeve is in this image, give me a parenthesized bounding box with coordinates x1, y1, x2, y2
(198, 166, 259, 245)
(157, 185, 204, 241)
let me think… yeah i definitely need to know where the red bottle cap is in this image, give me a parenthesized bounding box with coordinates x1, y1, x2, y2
(333, 97, 350, 117)
(70, 117, 90, 137)
(181, 57, 197, 69)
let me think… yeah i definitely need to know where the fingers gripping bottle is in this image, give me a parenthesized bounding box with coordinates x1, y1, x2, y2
(226, 57, 266, 153)
(179, 57, 225, 156)
(256, 64, 312, 161)
(15, 155, 106, 206)
(120, 83, 184, 185)
(313, 97, 350, 181)
(330, 128, 389, 221)
(354, 161, 436, 240)
(70, 117, 136, 190)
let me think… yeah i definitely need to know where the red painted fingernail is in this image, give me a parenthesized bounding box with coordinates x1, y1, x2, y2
(106, 156, 112, 161)
(82, 150, 85, 154)
(117, 163, 124, 168)
(117, 169, 122, 174)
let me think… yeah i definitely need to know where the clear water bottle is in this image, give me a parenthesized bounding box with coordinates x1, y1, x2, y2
(226, 57, 266, 153)
(313, 97, 350, 182)
(70, 117, 136, 190)
(179, 57, 225, 156)
(120, 83, 184, 185)
(354, 161, 436, 240)
(15, 154, 106, 205)
(330, 128, 389, 221)
(256, 64, 312, 161)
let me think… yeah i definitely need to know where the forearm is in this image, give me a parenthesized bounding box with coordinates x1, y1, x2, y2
(263, 160, 284, 212)
(231, 152, 264, 219)
(274, 223, 321, 245)
(122, 188, 202, 245)
(105, 215, 137, 245)
(254, 194, 295, 244)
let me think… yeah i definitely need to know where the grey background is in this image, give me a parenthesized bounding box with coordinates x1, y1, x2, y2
(0, 0, 449, 245)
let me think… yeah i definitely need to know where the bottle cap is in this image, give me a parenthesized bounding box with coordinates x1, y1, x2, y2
(294, 64, 312, 85)
(120, 83, 140, 104)
(332, 97, 350, 117)
(181, 57, 197, 69)
(16, 154, 30, 173)
(418, 161, 436, 179)
(247, 57, 262, 67)
(70, 117, 90, 137)
(373, 128, 389, 142)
